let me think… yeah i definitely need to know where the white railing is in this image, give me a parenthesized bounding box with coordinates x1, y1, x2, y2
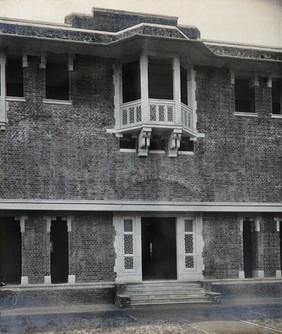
(181, 103, 193, 130)
(148, 99, 175, 124)
(119, 99, 193, 132)
(120, 100, 142, 127)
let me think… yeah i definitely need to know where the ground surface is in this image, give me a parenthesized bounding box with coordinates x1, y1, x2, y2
(1, 302, 282, 333)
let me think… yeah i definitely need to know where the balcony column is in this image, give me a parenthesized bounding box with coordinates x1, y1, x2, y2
(113, 63, 123, 129)
(139, 54, 151, 156)
(173, 56, 181, 125)
(188, 68, 197, 132)
(0, 52, 7, 130)
(140, 54, 149, 123)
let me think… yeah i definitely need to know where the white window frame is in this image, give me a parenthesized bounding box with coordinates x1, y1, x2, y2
(113, 214, 142, 283)
(177, 214, 204, 281)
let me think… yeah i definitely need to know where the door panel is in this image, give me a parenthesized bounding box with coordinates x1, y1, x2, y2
(142, 217, 176, 280)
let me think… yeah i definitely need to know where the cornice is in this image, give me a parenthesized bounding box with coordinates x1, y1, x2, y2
(0, 199, 281, 212)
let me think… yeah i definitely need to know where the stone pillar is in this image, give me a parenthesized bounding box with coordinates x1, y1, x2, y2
(15, 216, 28, 285)
(0, 52, 7, 130)
(62, 216, 75, 284)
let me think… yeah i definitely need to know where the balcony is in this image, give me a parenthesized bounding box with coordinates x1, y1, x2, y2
(110, 54, 198, 157)
(119, 99, 194, 132)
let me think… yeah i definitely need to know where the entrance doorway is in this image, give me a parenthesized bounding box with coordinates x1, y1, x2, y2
(50, 219, 69, 284)
(243, 219, 253, 278)
(0, 218, 21, 284)
(142, 217, 177, 280)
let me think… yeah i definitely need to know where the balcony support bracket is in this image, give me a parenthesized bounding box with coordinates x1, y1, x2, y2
(138, 127, 152, 157)
(168, 129, 182, 158)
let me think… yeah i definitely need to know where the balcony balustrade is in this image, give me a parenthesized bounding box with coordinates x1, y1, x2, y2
(118, 99, 194, 134)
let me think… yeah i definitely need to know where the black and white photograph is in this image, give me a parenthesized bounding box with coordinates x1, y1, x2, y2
(0, 0, 281, 333)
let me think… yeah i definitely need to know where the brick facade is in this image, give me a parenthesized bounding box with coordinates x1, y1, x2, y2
(0, 7, 281, 294)
(1, 63, 281, 202)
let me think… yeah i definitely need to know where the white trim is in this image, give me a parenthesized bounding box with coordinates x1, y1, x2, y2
(0, 199, 281, 212)
(140, 54, 149, 124)
(5, 96, 26, 102)
(43, 99, 72, 105)
(114, 214, 142, 283)
(178, 151, 194, 155)
(15, 215, 28, 233)
(68, 275, 76, 284)
(62, 216, 73, 232)
(21, 276, 29, 285)
(113, 63, 122, 128)
(234, 112, 258, 117)
(177, 214, 204, 281)
(239, 218, 244, 232)
(271, 114, 282, 119)
(119, 148, 136, 153)
(44, 216, 56, 232)
(255, 218, 261, 232)
(44, 276, 51, 284)
(238, 271, 245, 279)
(0, 52, 7, 130)
(275, 217, 281, 231)
(150, 150, 166, 154)
(253, 270, 264, 278)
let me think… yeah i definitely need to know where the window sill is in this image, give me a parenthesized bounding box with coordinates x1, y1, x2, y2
(179, 151, 194, 155)
(43, 99, 72, 105)
(119, 149, 136, 153)
(119, 149, 194, 155)
(234, 112, 258, 118)
(6, 96, 26, 102)
(271, 114, 282, 119)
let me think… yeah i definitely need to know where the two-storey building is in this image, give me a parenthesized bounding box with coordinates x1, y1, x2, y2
(0, 7, 281, 305)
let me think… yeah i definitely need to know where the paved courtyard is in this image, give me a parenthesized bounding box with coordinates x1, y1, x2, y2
(1, 301, 282, 333)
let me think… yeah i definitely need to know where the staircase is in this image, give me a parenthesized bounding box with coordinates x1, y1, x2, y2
(115, 282, 221, 307)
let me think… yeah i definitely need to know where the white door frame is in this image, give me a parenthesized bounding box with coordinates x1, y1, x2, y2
(114, 213, 204, 283)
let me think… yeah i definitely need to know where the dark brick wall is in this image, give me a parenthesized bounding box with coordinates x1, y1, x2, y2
(196, 66, 282, 202)
(262, 214, 280, 277)
(202, 213, 243, 279)
(0, 59, 281, 203)
(19, 213, 116, 284)
(22, 216, 49, 284)
(202, 213, 281, 279)
(69, 213, 116, 282)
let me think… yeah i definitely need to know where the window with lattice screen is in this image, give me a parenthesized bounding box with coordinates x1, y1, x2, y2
(184, 219, 195, 269)
(123, 219, 134, 270)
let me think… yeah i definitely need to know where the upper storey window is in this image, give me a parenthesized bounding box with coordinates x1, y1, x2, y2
(235, 78, 255, 113)
(6, 56, 24, 97)
(148, 58, 173, 100)
(0, 53, 26, 130)
(113, 54, 198, 157)
(272, 79, 281, 115)
(46, 57, 69, 101)
(122, 61, 140, 103)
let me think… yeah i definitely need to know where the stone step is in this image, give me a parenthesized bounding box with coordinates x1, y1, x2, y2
(127, 290, 206, 297)
(131, 294, 208, 302)
(115, 282, 220, 307)
(131, 298, 211, 306)
(126, 284, 202, 291)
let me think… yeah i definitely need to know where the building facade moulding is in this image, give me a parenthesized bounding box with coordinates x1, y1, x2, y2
(0, 199, 281, 212)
